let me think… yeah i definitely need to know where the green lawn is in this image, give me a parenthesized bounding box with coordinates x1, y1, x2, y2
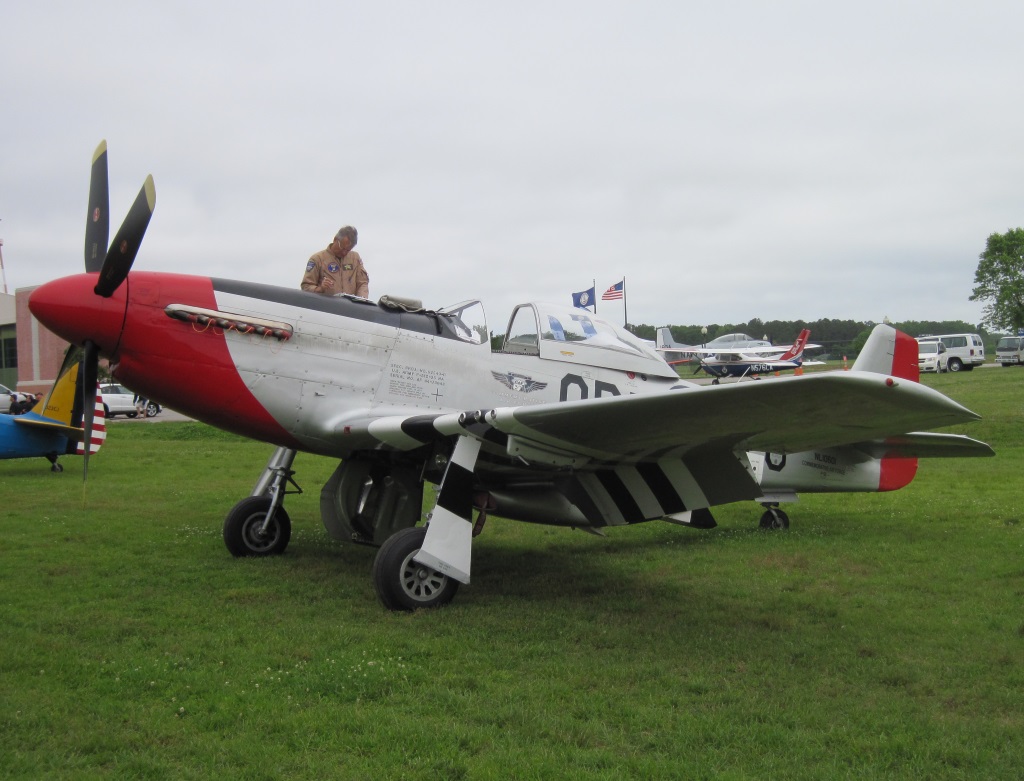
(1, 368, 1022, 779)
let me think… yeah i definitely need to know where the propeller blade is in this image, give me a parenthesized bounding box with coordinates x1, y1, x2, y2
(81, 340, 100, 481)
(84, 140, 109, 273)
(94, 174, 156, 298)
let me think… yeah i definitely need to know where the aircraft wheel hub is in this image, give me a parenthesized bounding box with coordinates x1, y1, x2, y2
(400, 552, 449, 602)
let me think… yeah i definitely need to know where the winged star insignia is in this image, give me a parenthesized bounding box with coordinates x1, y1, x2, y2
(491, 371, 548, 393)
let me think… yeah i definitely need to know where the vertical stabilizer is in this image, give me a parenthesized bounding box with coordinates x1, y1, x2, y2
(780, 329, 811, 362)
(851, 324, 920, 382)
(37, 358, 81, 425)
(656, 327, 678, 349)
(74, 391, 106, 456)
(850, 324, 920, 488)
(23, 348, 107, 457)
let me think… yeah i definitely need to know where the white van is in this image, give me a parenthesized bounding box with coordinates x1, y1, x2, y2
(995, 335, 1024, 367)
(916, 340, 948, 373)
(917, 333, 985, 372)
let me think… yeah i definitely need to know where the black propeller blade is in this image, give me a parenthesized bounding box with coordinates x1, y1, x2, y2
(80, 340, 100, 482)
(94, 174, 155, 298)
(76, 141, 157, 481)
(84, 140, 109, 273)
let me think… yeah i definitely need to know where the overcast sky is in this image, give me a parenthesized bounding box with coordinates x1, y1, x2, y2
(3, 1, 1022, 332)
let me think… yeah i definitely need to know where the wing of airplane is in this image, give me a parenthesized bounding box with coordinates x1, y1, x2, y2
(360, 368, 984, 464)
(351, 367, 990, 543)
(679, 344, 819, 357)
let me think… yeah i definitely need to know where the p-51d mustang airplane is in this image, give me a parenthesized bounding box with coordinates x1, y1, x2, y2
(0, 348, 105, 471)
(657, 327, 822, 383)
(29, 142, 993, 610)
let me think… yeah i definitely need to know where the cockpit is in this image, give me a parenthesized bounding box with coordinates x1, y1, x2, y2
(500, 302, 678, 379)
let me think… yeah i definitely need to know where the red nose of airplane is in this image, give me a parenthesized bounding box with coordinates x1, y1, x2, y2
(28, 273, 129, 357)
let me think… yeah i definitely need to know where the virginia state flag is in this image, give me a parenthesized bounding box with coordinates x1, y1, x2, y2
(572, 286, 596, 310)
(602, 280, 624, 300)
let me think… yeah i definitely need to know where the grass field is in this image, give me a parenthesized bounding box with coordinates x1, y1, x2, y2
(2, 367, 1022, 779)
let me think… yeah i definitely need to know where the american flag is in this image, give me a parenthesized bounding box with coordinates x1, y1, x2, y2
(601, 280, 624, 300)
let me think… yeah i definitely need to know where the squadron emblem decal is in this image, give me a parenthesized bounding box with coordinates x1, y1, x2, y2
(491, 371, 548, 393)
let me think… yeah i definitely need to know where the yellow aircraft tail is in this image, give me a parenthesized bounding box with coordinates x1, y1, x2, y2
(18, 349, 107, 455)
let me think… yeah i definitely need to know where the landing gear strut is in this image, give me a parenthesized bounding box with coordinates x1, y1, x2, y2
(223, 446, 301, 557)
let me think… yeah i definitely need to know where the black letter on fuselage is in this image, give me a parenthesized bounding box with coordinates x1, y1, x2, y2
(560, 374, 588, 402)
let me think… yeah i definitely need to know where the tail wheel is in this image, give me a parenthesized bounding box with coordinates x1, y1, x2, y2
(372, 527, 459, 611)
(223, 496, 292, 557)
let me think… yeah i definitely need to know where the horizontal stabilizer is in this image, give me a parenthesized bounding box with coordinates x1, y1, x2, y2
(13, 414, 86, 441)
(856, 432, 994, 459)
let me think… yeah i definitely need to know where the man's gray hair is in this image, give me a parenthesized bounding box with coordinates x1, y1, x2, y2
(335, 226, 358, 246)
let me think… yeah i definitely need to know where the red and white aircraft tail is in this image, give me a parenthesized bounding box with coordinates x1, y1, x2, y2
(779, 329, 811, 362)
(74, 389, 107, 457)
(851, 324, 920, 382)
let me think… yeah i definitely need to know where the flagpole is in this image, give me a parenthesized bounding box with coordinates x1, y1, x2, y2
(592, 278, 596, 313)
(623, 276, 627, 328)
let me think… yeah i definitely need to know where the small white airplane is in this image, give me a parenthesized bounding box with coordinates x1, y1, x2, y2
(27, 143, 994, 610)
(657, 327, 822, 383)
(657, 328, 775, 366)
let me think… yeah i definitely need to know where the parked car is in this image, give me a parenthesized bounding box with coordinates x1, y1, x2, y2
(1, 382, 31, 414)
(917, 340, 948, 373)
(98, 383, 161, 418)
(917, 333, 985, 372)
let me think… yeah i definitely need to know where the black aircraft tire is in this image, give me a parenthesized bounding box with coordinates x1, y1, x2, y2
(759, 508, 790, 530)
(223, 496, 292, 557)
(372, 527, 459, 611)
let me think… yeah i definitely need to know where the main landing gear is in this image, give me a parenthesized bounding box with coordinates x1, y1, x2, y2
(372, 527, 460, 611)
(371, 434, 484, 611)
(759, 502, 790, 530)
(220, 436, 482, 612)
(223, 446, 301, 557)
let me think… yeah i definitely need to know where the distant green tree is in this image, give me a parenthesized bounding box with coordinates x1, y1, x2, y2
(971, 228, 1024, 333)
(627, 324, 656, 341)
(851, 329, 873, 356)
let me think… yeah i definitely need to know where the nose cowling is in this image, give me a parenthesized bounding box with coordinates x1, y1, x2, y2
(28, 273, 129, 358)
